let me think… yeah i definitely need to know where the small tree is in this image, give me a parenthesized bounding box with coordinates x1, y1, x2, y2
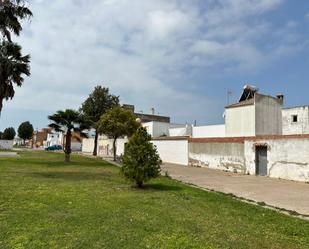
(18, 121, 33, 144)
(80, 86, 119, 156)
(48, 109, 89, 162)
(2, 127, 16, 140)
(122, 127, 162, 188)
(97, 107, 139, 161)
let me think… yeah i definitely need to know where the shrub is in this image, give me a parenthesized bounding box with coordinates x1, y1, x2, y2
(122, 127, 161, 188)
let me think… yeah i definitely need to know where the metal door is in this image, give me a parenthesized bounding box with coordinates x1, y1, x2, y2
(256, 146, 268, 176)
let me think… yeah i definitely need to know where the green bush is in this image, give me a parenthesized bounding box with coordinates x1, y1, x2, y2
(122, 127, 161, 188)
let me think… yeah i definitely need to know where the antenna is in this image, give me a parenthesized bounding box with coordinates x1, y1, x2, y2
(227, 90, 233, 105)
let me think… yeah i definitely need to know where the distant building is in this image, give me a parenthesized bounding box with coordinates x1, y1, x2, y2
(31, 128, 52, 148)
(123, 104, 170, 123)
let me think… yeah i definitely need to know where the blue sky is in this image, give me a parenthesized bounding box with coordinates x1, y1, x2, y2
(1, 0, 309, 130)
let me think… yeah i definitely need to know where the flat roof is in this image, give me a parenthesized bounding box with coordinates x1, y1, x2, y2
(283, 105, 309, 110)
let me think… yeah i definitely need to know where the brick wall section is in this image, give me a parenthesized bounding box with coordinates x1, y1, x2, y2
(189, 134, 309, 144)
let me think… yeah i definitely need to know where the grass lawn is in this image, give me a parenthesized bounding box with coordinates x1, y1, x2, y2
(0, 151, 309, 249)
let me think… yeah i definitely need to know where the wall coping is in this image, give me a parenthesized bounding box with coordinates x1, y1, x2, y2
(152, 136, 189, 141)
(189, 134, 309, 143)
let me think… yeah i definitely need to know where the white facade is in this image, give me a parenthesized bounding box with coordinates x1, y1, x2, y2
(0, 140, 13, 150)
(44, 132, 63, 147)
(142, 122, 170, 138)
(225, 104, 255, 137)
(142, 121, 189, 138)
(151, 139, 188, 165)
(192, 125, 225, 138)
(282, 106, 309, 135)
(169, 124, 192, 137)
(225, 93, 283, 137)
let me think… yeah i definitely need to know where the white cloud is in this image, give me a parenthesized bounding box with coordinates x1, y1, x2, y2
(3, 0, 305, 128)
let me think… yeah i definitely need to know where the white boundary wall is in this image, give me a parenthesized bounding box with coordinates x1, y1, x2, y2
(82, 138, 95, 153)
(151, 139, 188, 165)
(192, 125, 225, 138)
(245, 137, 309, 182)
(0, 140, 13, 150)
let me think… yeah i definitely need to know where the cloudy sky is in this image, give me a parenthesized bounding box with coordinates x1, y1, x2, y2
(1, 0, 309, 130)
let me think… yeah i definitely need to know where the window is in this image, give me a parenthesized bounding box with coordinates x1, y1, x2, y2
(292, 115, 298, 123)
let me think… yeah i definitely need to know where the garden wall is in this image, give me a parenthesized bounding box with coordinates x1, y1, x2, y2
(245, 135, 309, 182)
(0, 140, 13, 150)
(151, 138, 188, 165)
(189, 137, 245, 173)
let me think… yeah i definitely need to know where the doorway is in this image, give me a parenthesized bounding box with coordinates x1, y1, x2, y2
(256, 146, 268, 176)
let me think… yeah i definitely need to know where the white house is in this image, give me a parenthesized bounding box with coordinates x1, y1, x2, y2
(282, 105, 309, 135)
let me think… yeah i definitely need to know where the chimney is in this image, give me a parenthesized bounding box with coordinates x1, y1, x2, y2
(276, 94, 284, 104)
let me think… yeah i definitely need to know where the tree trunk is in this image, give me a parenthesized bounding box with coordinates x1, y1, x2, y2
(0, 98, 3, 117)
(136, 181, 143, 188)
(113, 138, 117, 161)
(93, 131, 98, 156)
(65, 153, 70, 163)
(65, 130, 72, 163)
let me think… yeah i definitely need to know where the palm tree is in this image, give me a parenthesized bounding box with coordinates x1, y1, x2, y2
(0, 0, 32, 115)
(0, 0, 33, 42)
(48, 109, 89, 162)
(0, 41, 30, 114)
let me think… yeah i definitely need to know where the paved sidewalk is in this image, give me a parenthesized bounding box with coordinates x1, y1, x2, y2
(162, 164, 309, 216)
(0, 152, 18, 158)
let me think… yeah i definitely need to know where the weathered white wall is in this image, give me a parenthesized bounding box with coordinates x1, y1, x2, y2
(225, 105, 255, 137)
(245, 138, 309, 182)
(71, 142, 82, 151)
(0, 140, 13, 150)
(97, 137, 128, 157)
(282, 106, 309, 135)
(82, 138, 95, 153)
(255, 94, 283, 136)
(192, 125, 225, 138)
(151, 139, 188, 165)
(189, 142, 245, 173)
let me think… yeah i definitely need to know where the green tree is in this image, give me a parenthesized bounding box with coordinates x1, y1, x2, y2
(48, 109, 89, 162)
(122, 127, 161, 188)
(80, 86, 119, 156)
(2, 127, 16, 140)
(0, 0, 32, 114)
(97, 107, 140, 161)
(17, 121, 33, 144)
